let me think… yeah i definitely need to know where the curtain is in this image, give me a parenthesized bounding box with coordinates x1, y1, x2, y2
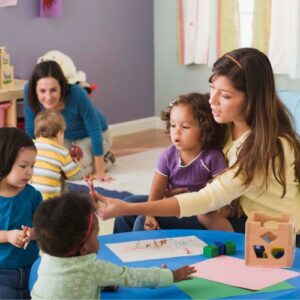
(177, 0, 239, 65)
(217, 0, 239, 58)
(268, 0, 300, 79)
(251, 0, 271, 54)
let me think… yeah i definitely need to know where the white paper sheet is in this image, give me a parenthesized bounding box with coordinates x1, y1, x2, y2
(106, 235, 207, 262)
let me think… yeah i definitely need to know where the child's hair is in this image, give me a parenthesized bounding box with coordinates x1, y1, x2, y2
(33, 191, 95, 257)
(0, 127, 36, 181)
(34, 110, 66, 138)
(161, 92, 227, 149)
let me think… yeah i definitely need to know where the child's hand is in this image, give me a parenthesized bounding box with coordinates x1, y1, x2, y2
(22, 225, 34, 249)
(171, 265, 196, 282)
(7, 229, 26, 248)
(144, 216, 160, 230)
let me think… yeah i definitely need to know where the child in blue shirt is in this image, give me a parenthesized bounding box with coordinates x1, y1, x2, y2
(0, 127, 43, 299)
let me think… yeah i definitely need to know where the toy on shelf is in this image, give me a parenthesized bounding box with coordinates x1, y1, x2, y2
(0, 47, 14, 89)
(245, 212, 296, 268)
(203, 241, 236, 258)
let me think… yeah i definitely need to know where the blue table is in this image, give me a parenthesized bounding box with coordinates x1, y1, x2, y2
(29, 229, 300, 299)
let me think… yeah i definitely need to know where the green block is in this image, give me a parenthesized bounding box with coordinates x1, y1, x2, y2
(203, 245, 219, 257)
(225, 241, 236, 255)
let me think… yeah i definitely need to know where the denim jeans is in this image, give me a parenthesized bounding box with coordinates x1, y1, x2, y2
(0, 267, 31, 299)
(113, 195, 207, 233)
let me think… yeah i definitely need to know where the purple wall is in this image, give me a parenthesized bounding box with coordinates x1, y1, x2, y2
(0, 0, 154, 124)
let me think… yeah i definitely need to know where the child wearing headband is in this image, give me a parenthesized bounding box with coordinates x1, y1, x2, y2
(31, 192, 196, 299)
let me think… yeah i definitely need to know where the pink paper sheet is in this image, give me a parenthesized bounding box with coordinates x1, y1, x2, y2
(192, 256, 300, 290)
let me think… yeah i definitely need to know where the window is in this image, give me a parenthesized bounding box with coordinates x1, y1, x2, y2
(239, 0, 254, 47)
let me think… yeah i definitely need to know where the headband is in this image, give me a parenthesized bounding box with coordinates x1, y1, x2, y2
(64, 212, 95, 257)
(225, 54, 243, 69)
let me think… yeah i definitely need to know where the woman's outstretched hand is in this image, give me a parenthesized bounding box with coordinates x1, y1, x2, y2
(93, 192, 126, 220)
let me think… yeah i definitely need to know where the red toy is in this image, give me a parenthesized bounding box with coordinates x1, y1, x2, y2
(70, 144, 83, 162)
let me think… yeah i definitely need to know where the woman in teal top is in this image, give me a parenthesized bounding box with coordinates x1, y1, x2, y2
(23, 60, 114, 182)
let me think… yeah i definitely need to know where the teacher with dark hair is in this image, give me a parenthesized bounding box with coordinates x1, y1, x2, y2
(23, 60, 115, 182)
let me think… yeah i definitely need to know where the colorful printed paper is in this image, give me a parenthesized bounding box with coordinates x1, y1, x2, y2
(106, 236, 207, 262)
(191, 256, 300, 290)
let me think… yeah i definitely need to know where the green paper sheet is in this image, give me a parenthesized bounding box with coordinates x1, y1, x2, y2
(175, 277, 293, 299)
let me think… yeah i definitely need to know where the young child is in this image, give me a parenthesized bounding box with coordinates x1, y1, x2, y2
(31, 192, 196, 299)
(114, 93, 234, 233)
(0, 127, 43, 299)
(30, 110, 81, 200)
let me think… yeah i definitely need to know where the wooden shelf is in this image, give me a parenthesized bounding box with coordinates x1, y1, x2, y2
(0, 79, 26, 127)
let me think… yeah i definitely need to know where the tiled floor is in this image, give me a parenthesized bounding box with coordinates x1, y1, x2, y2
(111, 129, 171, 157)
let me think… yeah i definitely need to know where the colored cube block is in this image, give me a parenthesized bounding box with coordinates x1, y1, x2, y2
(214, 241, 226, 255)
(225, 241, 236, 255)
(203, 245, 219, 258)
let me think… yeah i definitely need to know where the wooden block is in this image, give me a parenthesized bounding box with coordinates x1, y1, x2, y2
(214, 241, 226, 255)
(225, 241, 236, 255)
(245, 212, 296, 268)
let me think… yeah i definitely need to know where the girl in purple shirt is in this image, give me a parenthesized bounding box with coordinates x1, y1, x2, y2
(114, 93, 233, 233)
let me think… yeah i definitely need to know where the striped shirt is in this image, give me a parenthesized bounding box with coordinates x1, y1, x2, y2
(31, 137, 80, 200)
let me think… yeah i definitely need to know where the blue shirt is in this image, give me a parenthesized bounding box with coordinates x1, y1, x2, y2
(24, 83, 108, 156)
(0, 184, 43, 269)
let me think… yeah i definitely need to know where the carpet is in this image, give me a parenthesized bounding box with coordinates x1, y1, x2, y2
(68, 147, 164, 196)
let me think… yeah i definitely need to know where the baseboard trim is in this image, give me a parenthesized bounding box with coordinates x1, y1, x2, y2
(110, 117, 165, 137)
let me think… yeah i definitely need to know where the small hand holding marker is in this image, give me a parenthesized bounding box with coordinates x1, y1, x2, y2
(84, 175, 95, 194)
(22, 225, 31, 250)
(162, 263, 196, 282)
(84, 175, 99, 207)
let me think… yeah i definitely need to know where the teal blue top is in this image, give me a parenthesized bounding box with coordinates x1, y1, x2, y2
(24, 83, 108, 156)
(0, 184, 42, 269)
